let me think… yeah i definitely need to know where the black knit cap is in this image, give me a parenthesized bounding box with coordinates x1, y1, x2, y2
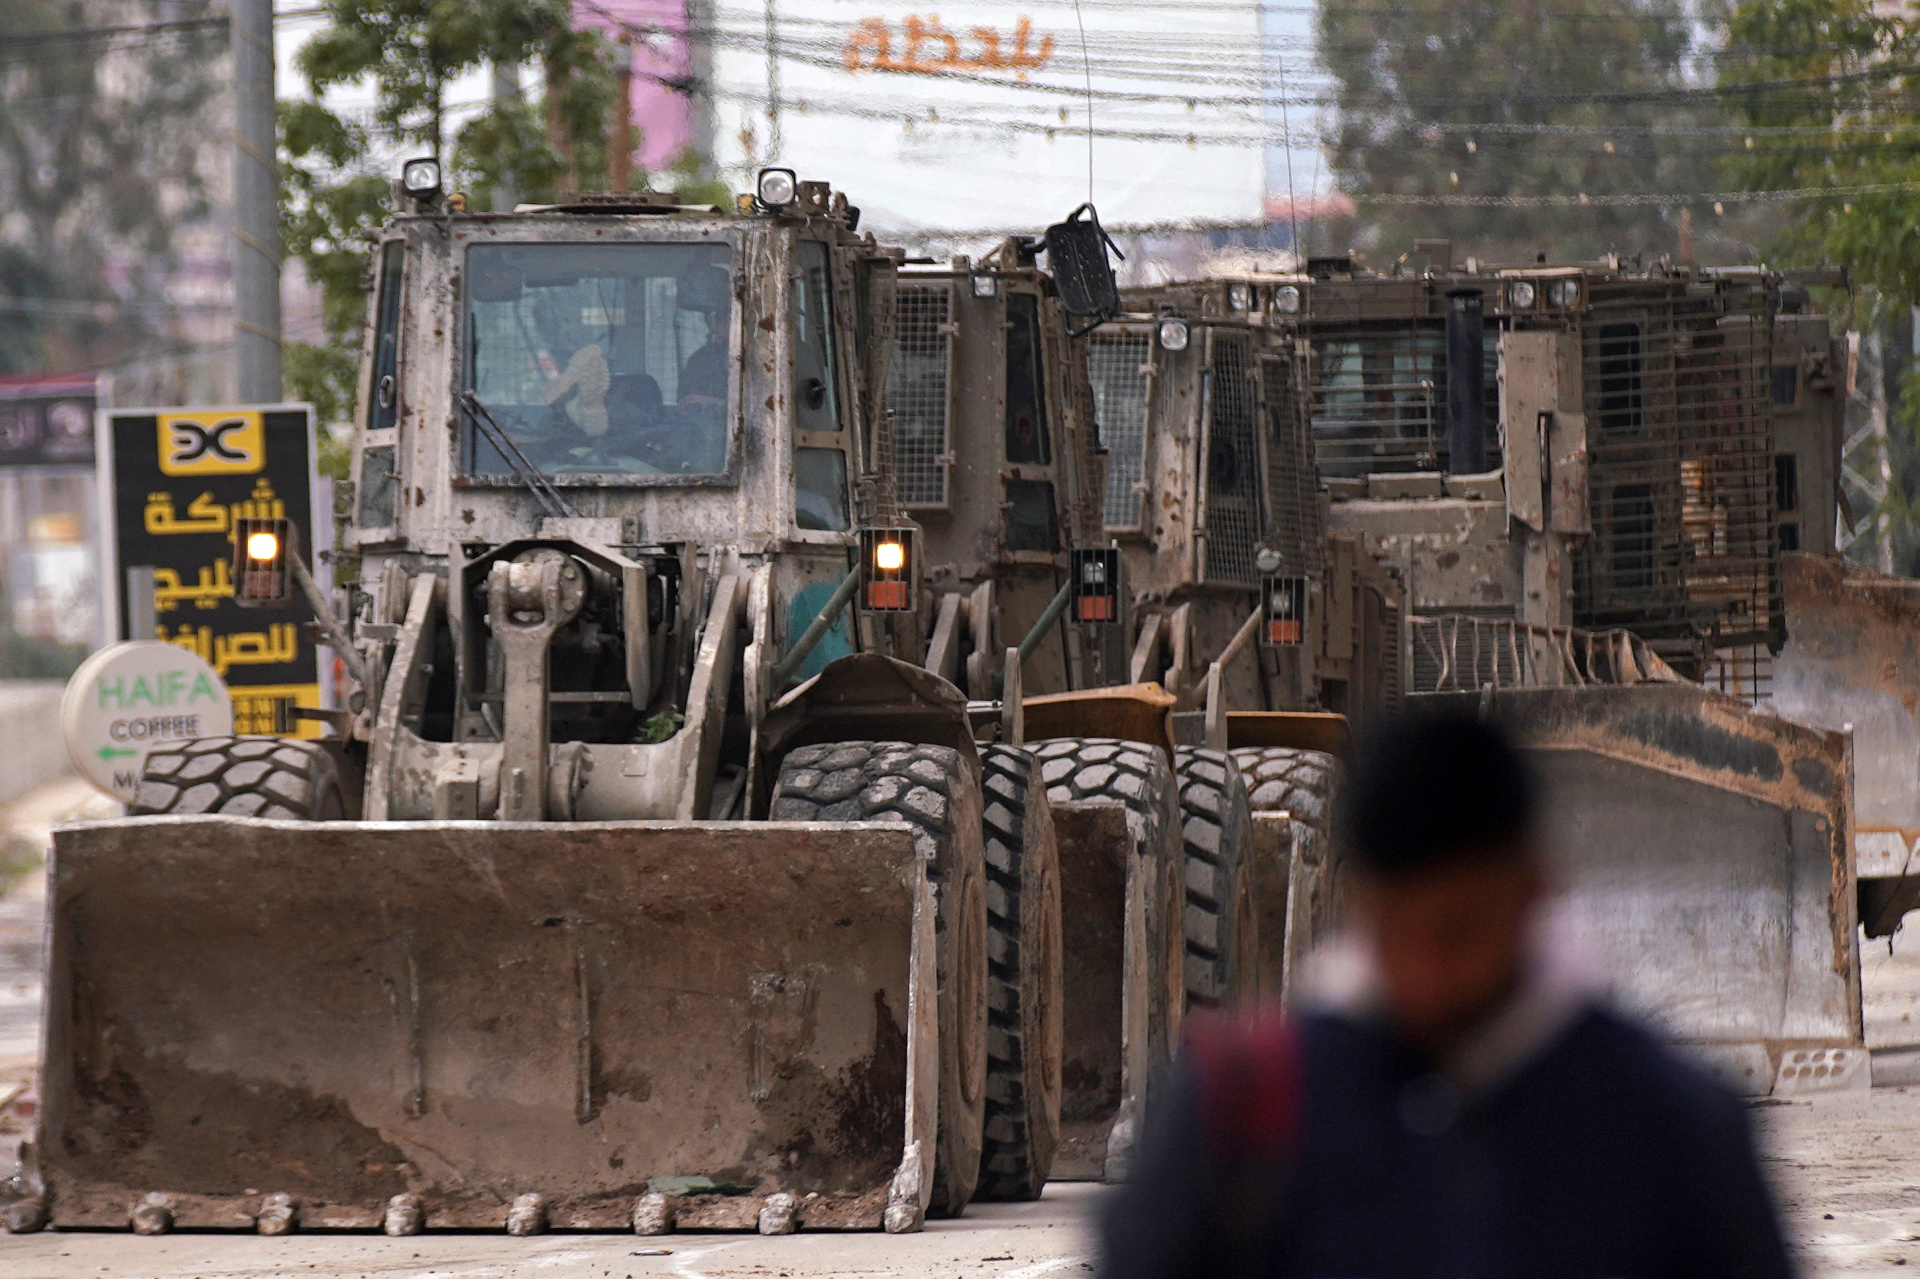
(1338, 709, 1539, 876)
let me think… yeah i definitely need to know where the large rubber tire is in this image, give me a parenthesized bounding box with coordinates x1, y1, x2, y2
(771, 741, 988, 1219)
(1230, 746, 1343, 994)
(130, 737, 345, 820)
(1028, 738, 1185, 1075)
(1233, 747, 1340, 826)
(1174, 748, 1256, 1010)
(973, 744, 1062, 1202)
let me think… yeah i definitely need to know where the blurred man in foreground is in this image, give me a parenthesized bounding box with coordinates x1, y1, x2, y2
(1099, 710, 1792, 1279)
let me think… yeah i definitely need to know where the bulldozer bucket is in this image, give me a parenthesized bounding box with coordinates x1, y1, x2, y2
(35, 816, 937, 1232)
(1421, 684, 1861, 1095)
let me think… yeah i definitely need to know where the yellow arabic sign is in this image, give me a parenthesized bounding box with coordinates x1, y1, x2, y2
(843, 15, 1054, 78)
(111, 405, 319, 740)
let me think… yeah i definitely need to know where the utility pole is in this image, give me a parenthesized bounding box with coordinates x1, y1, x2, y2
(610, 36, 635, 191)
(493, 62, 522, 210)
(231, 0, 281, 403)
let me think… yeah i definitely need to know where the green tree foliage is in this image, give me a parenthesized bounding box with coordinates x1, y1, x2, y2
(0, 1, 224, 374)
(1316, 0, 1749, 266)
(1723, 0, 1920, 572)
(280, 0, 620, 426)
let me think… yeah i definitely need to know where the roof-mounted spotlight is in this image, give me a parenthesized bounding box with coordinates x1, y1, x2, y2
(756, 167, 798, 211)
(401, 156, 442, 206)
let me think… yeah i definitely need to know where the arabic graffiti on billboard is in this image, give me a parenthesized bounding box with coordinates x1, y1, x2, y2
(710, 0, 1266, 232)
(105, 406, 320, 738)
(842, 15, 1055, 77)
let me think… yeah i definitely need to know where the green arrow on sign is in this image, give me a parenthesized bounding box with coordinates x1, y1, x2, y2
(96, 745, 137, 760)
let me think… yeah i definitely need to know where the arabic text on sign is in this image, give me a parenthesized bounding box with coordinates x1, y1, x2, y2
(155, 621, 299, 677)
(152, 560, 234, 612)
(144, 477, 287, 537)
(843, 15, 1054, 78)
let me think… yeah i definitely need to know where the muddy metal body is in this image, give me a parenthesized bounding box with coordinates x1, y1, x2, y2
(895, 241, 1122, 697)
(25, 184, 1014, 1234)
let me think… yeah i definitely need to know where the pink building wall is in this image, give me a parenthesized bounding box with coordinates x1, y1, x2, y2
(575, 0, 698, 173)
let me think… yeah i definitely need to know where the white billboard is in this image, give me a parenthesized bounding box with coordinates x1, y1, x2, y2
(708, 0, 1268, 235)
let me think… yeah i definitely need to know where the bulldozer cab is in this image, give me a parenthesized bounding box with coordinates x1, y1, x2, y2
(1260, 260, 1809, 688)
(339, 181, 936, 823)
(892, 237, 1120, 699)
(1089, 282, 1402, 725)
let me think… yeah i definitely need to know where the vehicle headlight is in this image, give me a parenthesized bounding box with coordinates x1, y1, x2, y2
(1228, 282, 1252, 311)
(401, 157, 441, 198)
(972, 274, 998, 298)
(1508, 280, 1536, 309)
(246, 530, 280, 562)
(756, 167, 798, 208)
(1158, 320, 1190, 352)
(873, 539, 905, 572)
(1549, 278, 1582, 308)
(1273, 284, 1302, 314)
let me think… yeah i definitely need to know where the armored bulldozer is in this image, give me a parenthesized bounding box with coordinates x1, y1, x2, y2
(1152, 256, 1864, 1093)
(16, 171, 1074, 1236)
(884, 231, 1259, 1181)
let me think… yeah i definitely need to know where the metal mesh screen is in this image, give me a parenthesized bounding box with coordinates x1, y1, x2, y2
(1408, 614, 1683, 693)
(1308, 331, 1502, 480)
(1090, 330, 1152, 528)
(1202, 332, 1261, 586)
(890, 282, 950, 508)
(1570, 281, 1776, 670)
(1260, 352, 1323, 575)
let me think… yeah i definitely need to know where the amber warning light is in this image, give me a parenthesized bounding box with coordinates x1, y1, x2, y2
(1070, 547, 1120, 624)
(1263, 575, 1307, 647)
(232, 516, 295, 607)
(860, 527, 916, 612)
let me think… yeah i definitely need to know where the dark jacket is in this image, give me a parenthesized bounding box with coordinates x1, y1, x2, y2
(1098, 1004, 1793, 1279)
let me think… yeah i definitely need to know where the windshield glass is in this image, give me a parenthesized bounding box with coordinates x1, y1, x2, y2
(465, 241, 733, 478)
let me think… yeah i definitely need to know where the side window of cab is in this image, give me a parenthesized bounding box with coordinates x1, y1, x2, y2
(354, 240, 404, 532)
(792, 240, 850, 532)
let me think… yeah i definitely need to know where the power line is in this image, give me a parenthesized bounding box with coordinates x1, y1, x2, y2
(1352, 180, 1920, 207)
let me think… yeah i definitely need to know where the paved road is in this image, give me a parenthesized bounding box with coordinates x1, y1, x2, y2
(10, 774, 1920, 1277)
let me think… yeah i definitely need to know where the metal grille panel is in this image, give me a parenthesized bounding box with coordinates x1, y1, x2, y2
(1570, 283, 1776, 668)
(1260, 352, 1323, 575)
(890, 283, 950, 508)
(1090, 331, 1152, 528)
(1203, 332, 1261, 586)
(1409, 614, 1684, 693)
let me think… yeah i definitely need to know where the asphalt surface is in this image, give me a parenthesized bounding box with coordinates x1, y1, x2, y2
(8, 774, 1920, 1276)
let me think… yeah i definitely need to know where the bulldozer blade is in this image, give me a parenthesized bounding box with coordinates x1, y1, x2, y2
(1224, 711, 1351, 758)
(1769, 552, 1920, 936)
(1420, 684, 1861, 1095)
(38, 817, 936, 1232)
(1023, 684, 1176, 762)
